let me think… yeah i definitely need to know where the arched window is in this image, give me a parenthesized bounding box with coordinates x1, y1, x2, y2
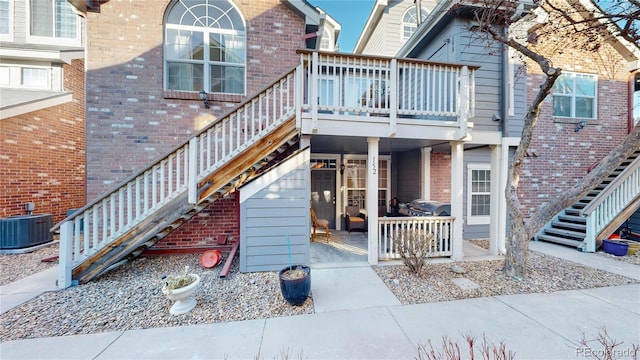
(164, 0, 246, 94)
(401, 7, 428, 41)
(319, 27, 333, 51)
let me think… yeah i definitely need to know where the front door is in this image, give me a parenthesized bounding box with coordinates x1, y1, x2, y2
(311, 170, 336, 228)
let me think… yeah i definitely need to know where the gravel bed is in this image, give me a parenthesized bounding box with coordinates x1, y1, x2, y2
(1, 244, 638, 342)
(374, 251, 638, 305)
(0, 242, 59, 286)
(0, 254, 313, 342)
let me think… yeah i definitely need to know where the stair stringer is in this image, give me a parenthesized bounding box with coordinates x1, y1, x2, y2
(72, 117, 299, 284)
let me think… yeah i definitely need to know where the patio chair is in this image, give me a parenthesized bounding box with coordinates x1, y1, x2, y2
(310, 208, 330, 242)
(345, 206, 366, 233)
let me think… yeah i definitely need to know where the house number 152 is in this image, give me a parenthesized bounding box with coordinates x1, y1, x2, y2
(371, 156, 377, 175)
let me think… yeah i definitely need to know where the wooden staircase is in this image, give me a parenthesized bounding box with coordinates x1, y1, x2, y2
(536, 149, 640, 250)
(54, 69, 300, 287)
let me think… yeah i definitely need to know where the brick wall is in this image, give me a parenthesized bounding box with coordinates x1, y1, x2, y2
(430, 152, 451, 202)
(155, 193, 239, 250)
(0, 59, 86, 223)
(84, 0, 307, 250)
(519, 42, 631, 218)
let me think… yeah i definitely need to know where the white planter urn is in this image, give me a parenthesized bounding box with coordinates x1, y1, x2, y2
(162, 273, 201, 315)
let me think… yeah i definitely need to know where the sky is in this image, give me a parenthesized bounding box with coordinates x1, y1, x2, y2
(307, 0, 376, 52)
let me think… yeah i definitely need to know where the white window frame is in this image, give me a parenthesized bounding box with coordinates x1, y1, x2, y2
(0, 0, 13, 42)
(163, 0, 246, 95)
(0, 62, 56, 90)
(21, 66, 50, 89)
(467, 163, 491, 225)
(319, 27, 333, 51)
(342, 154, 391, 216)
(27, 0, 81, 47)
(401, 7, 428, 42)
(552, 71, 598, 119)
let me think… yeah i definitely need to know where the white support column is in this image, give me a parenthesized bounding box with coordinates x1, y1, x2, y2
(457, 66, 469, 139)
(450, 141, 464, 261)
(499, 137, 519, 254)
(311, 51, 319, 132)
(188, 137, 198, 204)
(421, 147, 432, 200)
(489, 144, 502, 255)
(389, 59, 397, 136)
(57, 221, 73, 289)
(367, 137, 380, 265)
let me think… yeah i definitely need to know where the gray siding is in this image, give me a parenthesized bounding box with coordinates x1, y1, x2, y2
(462, 147, 491, 239)
(411, 18, 524, 134)
(507, 64, 527, 137)
(239, 150, 310, 272)
(360, 0, 438, 56)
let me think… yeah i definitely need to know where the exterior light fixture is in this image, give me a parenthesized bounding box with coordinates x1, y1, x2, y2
(340, 164, 345, 175)
(574, 120, 587, 132)
(199, 89, 210, 109)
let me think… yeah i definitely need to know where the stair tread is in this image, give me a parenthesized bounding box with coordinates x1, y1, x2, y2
(544, 227, 586, 239)
(551, 221, 586, 231)
(558, 215, 586, 223)
(536, 235, 583, 248)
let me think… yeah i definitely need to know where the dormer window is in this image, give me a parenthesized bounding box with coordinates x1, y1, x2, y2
(401, 7, 428, 41)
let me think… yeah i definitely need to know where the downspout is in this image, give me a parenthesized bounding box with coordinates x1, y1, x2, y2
(415, 0, 422, 25)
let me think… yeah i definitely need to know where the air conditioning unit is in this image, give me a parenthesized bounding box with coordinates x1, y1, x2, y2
(0, 214, 53, 250)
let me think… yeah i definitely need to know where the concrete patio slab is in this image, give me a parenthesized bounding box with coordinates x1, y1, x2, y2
(310, 266, 400, 313)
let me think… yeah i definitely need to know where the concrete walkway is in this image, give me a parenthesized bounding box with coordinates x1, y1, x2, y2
(1, 242, 639, 359)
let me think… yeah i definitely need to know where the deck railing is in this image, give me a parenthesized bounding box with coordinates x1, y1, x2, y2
(298, 50, 476, 133)
(55, 69, 297, 288)
(581, 155, 640, 252)
(378, 216, 454, 259)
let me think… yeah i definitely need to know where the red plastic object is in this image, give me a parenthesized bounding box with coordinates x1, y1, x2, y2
(200, 249, 221, 268)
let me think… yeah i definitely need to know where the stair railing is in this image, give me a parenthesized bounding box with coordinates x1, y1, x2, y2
(580, 155, 640, 252)
(54, 67, 298, 288)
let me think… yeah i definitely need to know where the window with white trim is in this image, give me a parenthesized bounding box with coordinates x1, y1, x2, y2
(401, 7, 428, 41)
(552, 72, 597, 119)
(21, 67, 49, 88)
(29, 0, 79, 44)
(164, 0, 246, 94)
(0, 0, 10, 39)
(319, 27, 333, 51)
(467, 164, 490, 225)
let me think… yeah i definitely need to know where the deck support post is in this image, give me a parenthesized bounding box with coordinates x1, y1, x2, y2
(367, 137, 380, 265)
(450, 140, 464, 261)
(57, 221, 73, 289)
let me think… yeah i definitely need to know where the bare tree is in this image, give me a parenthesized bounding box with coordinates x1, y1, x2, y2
(467, 0, 640, 278)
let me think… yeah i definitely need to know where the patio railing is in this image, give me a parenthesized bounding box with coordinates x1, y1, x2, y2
(378, 216, 454, 259)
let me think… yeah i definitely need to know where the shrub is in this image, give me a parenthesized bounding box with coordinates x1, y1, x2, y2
(393, 228, 434, 274)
